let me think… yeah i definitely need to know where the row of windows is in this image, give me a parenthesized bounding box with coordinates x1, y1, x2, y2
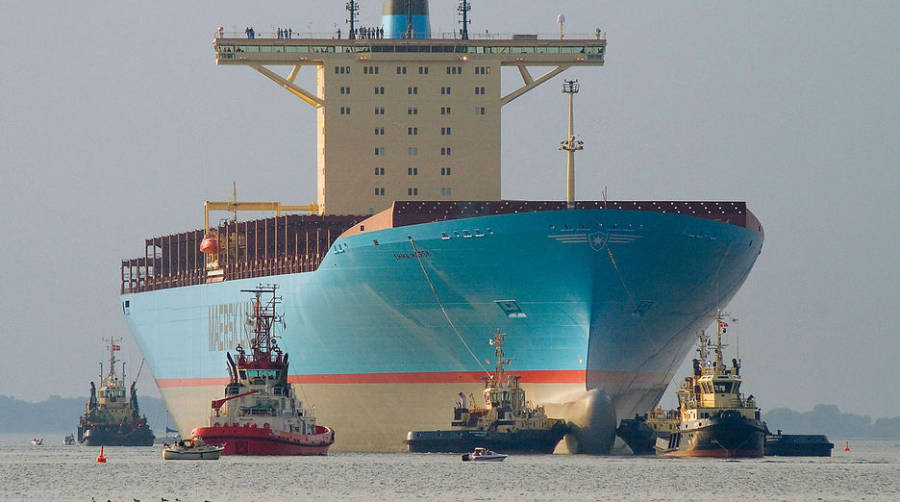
(340, 105, 488, 116)
(342, 64, 489, 76)
(371, 127, 452, 136)
(371, 187, 451, 197)
(359, 65, 479, 75)
(373, 187, 450, 197)
(337, 86, 489, 98)
(372, 167, 453, 176)
(374, 147, 454, 156)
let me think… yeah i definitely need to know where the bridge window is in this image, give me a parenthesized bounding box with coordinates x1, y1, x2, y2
(714, 382, 732, 393)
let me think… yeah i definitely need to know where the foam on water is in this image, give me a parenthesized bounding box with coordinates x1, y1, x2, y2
(2, 434, 899, 501)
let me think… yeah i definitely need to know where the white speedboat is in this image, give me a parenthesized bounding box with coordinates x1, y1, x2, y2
(462, 447, 507, 462)
(163, 438, 224, 460)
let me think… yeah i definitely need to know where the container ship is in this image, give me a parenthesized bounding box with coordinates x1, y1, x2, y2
(120, 1, 764, 453)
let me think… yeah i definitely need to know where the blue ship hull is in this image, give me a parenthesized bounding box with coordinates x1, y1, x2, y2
(122, 207, 762, 452)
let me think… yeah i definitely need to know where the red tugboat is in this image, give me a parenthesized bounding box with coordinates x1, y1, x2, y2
(191, 285, 334, 455)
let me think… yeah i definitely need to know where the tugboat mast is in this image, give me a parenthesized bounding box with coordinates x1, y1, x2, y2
(714, 310, 729, 372)
(102, 337, 122, 381)
(241, 285, 283, 358)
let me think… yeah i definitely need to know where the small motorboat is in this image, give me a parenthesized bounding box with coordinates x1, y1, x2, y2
(64, 434, 75, 445)
(462, 447, 507, 462)
(163, 438, 224, 460)
(31, 438, 44, 446)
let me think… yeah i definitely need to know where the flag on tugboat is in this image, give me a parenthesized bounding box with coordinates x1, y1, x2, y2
(112, 344, 121, 351)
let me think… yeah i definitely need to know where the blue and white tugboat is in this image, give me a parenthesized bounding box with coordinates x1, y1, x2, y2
(655, 312, 766, 458)
(406, 329, 567, 454)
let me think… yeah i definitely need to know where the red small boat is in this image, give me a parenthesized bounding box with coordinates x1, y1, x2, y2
(191, 285, 334, 455)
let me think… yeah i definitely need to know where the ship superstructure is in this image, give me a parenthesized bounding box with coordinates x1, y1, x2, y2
(214, 2, 605, 216)
(77, 339, 155, 446)
(121, 1, 765, 453)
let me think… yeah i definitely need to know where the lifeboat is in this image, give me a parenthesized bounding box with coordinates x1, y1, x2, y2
(200, 233, 219, 254)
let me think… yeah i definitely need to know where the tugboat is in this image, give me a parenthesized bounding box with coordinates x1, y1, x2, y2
(77, 339, 155, 446)
(655, 312, 766, 458)
(191, 285, 334, 455)
(406, 329, 567, 454)
(616, 407, 679, 454)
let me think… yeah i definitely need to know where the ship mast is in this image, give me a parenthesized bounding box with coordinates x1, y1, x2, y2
(714, 309, 728, 372)
(490, 328, 508, 385)
(241, 285, 283, 359)
(560, 80, 584, 209)
(346, 0, 359, 40)
(458, 0, 471, 40)
(102, 337, 122, 381)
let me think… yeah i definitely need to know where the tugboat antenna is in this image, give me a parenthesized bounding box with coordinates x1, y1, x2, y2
(559, 80, 584, 209)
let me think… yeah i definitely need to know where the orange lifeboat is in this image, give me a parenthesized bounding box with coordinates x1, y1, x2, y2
(200, 233, 219, 254)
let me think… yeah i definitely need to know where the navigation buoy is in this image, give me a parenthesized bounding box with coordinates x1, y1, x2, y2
(96, 445, 107, 462)
(844, 441, 850, 452)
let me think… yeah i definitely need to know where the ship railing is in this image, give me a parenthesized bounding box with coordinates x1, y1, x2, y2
(214, 30, 607, 41)
(121, 214, 362, 294)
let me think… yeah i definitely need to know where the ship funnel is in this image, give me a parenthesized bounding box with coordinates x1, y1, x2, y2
(382, 0, 431, 39)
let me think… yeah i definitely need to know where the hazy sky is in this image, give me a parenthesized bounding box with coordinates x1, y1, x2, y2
(2, 1, 898, 419)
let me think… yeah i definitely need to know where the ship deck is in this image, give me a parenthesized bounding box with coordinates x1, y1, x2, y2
(121, 200, 760, 294)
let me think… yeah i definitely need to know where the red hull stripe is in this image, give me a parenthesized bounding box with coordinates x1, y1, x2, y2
(157, 369, 663, 388)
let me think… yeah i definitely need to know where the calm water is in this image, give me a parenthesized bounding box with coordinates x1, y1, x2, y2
(2, 435, 899, 501)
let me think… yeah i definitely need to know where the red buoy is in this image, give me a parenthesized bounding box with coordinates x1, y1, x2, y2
(844, 441, 850, 452)
(96, 445, 106, 463)
(200, 233, 219, 254)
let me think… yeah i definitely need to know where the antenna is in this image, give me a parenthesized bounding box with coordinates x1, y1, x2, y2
(458, 0, 471, 40)
(346, 0, 359, 40)
(557, 14, 566, 40)
(559, 80, 584, 209)
(406, 0, 414, 39)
